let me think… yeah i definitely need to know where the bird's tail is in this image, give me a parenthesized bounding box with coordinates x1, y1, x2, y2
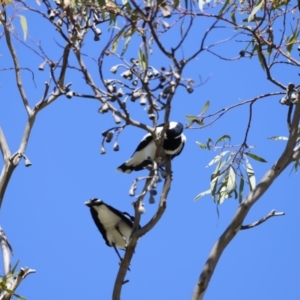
(116, 162, 134, 173)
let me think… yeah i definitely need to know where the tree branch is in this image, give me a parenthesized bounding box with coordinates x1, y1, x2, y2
(191, 99, 300, 300)
(0, 226, 13, 276)
(240, 209, 285, 230)
(112, 159, 171, 300)
(0, 11, 32, 116)
(0, 128, 10, 161)
(1, 267, 36, 300)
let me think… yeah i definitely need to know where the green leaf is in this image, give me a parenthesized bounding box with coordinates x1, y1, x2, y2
(200, 100, 210, 115)
(210, 171, 221, 196)
(19, 15, 28, 41)
(206, 151, 229, 167)
(287, 26, 299, 56)
(244, 152, 267, 163)
(206, 138, 213, 150)
(215, 134, 231, 145)
(97, 0, 106, 7)
(218, 0, 230, 16)
(174, 0, 180, 7)
(217, 184, 228, 204)
(194, 189, 211, 201)
(239, 176, 244, 203)
(248, 0, 263, 22)
(196, 141, 207, 149)
(11, 260, 20, 273)
(111, 37, 119, 53)
(230, 10, 236, 24)
(120, 36, 131, 56)
(246, 160, 256, 191)
(268, 136, 288, 141)
(227, 166, 236, 193)
(138, 49, 147, 71)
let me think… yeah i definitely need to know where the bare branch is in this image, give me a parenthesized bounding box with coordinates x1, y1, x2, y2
(0, 226, 13, 276)
(1, 267, 36, 300)
(113, 159, 171, 300)
(241, 210, 285, 230)
(0, 11, 32, 116)
(0, 128, 10, 161)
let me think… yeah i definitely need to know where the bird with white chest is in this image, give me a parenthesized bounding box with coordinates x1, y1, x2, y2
(85, 198, 140, 262)
(117, 121, 186, 173)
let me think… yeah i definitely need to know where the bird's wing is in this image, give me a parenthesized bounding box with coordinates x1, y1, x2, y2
(89, 208, 111, 247)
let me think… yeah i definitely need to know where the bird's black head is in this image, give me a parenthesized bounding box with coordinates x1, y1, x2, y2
(166, 122, 183, 139)
(85, 198, 103, 207)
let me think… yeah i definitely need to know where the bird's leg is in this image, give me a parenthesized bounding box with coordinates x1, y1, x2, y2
(114, 228, 131, 271)
(115, 226, 129, 245)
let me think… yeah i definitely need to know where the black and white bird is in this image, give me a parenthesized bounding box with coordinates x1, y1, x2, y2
(117, 121, 186, 173)
(85, 198, 140, 262)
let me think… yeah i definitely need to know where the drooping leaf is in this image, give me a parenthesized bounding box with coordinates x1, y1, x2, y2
(230, 10, 236, 24)
(138, 49, 147, 71)
(196, 141, 207, 149)
(120, 35, 131, 56)
(200, 100, 210, 115)
(206, 151, 229, 167)
(244, 152, 267, 163)
(19, 15, 28, 41)
(206, 138, 213, 150)
(111, 37, 119, 53)
(246, 160, 256, 190)
(217, 184, 228, 204)
(226, 166, 236, 193)
(268, 136, 288, 141)
(218, 0, 230, 16)
(248, 0, 263, 22)
(215, 134, 231, 145)
(286, 26, 299, 56)
(194, 189, 211, 201)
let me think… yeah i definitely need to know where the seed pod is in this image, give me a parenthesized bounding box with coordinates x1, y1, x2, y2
(187, 86, 194, 94)
(132, 79, 138, 86)
(149, 195, 155, 204)
(66, 91, 74, 99)
(291, 93, 298, 104)
(116, 87, 124, 97)
(107, 85, 114, 93)
(105, 131, 114, 143)
(110, 65, 118, 74)
(131, 89, 142, 101)
(150, 189, 157, 195)
(38, 61, 46, 71)
(98, 103, 109, 113)
(138, 202, 146, 213)
(100, 146, 106, 155)
(152, 68, 160, 77)
(48, 10, 57, 21)
(113, 141, 119, 151)
(140, 94, 147, 105)
(94, 35, 100, 41)
(93, 26, 102, 36)
(113, 113, 121, 124)
(56, 19, 63, 27)
(24, 158, 32, 167)
(148, 108, 155, 120)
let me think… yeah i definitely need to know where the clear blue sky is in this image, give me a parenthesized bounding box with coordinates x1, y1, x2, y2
(0, 1, 299, 299)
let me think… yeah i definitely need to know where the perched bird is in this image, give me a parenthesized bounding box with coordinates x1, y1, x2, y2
(117, 121, 186, 173)
(85, 198, 140, 262)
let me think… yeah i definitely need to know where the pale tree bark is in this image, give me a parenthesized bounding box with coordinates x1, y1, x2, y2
(191, 99, 300, 300)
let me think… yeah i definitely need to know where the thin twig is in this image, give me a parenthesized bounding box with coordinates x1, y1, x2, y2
(0, 12, 32, 116)
(241, 210, 285, 230)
